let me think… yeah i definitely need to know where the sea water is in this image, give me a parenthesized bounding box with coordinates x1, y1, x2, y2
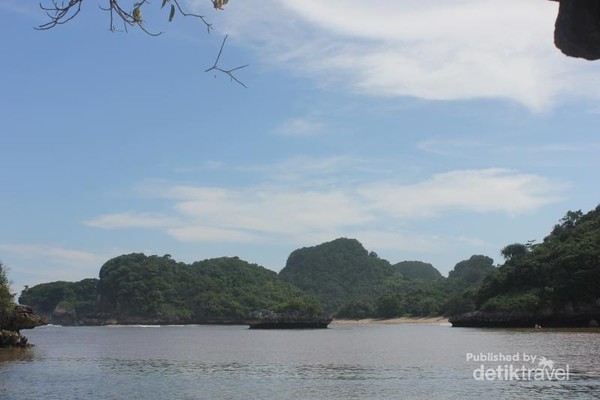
(1, 323, 599, 399)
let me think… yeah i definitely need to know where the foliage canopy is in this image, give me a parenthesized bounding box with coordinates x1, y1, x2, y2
(0, 262, 15, 314)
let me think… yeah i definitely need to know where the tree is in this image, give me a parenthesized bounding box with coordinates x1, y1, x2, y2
(375, 293, 404, 318)
(0, 261, 15, 313)
(447, 255, 495, 290)
(36, 0, 247, 85)
(500, 243, 529, 261)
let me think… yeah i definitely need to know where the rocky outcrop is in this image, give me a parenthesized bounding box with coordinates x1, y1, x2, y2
(246, 310, 333, 329)
(450, 305, 600, 328)
(0, 330, 31, 347)
(0, 305, 48, 347)
(554, 0, 600, 60)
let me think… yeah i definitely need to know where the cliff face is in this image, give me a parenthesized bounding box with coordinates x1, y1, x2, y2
(0, 305, 48, 347)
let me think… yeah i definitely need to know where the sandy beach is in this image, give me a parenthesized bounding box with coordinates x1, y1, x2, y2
(332, 317, 450, 325)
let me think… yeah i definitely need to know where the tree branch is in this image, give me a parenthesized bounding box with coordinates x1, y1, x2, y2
(205, 35, 249, 88)
(172, 0, 212, 33)
(37, 0, 212, 35)
(35, 0, 248, 88)
(36, 0, 83, 30)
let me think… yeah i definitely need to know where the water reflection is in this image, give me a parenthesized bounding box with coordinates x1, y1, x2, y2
(0, 348, 35, 363)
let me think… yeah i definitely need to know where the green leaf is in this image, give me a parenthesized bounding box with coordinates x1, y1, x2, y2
(169, 4, 175, 22)
(161, 0, 167, 9)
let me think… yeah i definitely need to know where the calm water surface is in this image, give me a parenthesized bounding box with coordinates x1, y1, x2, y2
(1, 323, 599, 399)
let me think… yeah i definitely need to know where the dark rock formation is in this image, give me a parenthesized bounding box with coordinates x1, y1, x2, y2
(450, 306, 600, 328)
(0, 305, 47, 347)
(0, 330, 30, 347)
(554, 0, 600, 60)
(246, 310, 333, 329)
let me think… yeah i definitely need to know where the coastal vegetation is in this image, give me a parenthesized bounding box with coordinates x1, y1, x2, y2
(21, 254, 316, 325)
(17, 240, 496, 324)
(279, 238, 404, 315)
(0, 262, 14, 314)
(450, 206, 600, 326)
(15, 205, 600, 327)
(275, 238, 493, 319)
(0, 261, 47, 347)
(19, 278, 98, 323)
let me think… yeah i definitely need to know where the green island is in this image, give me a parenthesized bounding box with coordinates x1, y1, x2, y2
(15, 240, 492, 327)
(4, 205, 600, 333)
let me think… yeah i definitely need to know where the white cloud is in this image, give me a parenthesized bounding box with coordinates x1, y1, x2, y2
(84, 212, 179, 229)
(355, 230, 493, 256)
(0, 244, 102, 267)
(534, 142, 600, 153)
(212, 0, 600, 111)
(167, 225, 260, 243)
(87, 163, 566, 248)
(417, 137, 489, 157)
(169, 186, 372, 238)
(354, 230, 441, 253)
(359, 168, 566, 218)
(275, 117, 325, 136)
(244, 155, 377, 184)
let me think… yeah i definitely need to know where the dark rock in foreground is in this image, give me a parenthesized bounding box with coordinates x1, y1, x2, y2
(246, 310, 333, 329)
(0, 305, 48, 348)
(0, 330, 31, 347)
(554, 0, 600, 60)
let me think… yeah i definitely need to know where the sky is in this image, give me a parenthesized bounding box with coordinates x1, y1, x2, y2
(2, 0, 600, 294)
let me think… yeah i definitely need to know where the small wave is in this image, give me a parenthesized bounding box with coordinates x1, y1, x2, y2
(102, 324, 161, 328)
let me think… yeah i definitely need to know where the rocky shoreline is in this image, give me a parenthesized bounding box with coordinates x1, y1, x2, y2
(333, 317, 448, 325)
(449, 309, 600, 328)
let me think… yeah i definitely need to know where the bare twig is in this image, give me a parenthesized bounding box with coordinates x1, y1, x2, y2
(35, 0, 248, 88)
(37, 0, 212, 35)
(172, 0, 212, 33)
(36, 0, 83, 30)
(205, 35, 249, 88)
(97, 0, 161, 36)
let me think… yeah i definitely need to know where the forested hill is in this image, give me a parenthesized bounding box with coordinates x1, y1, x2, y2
(21, 254, 313, 325)
(393, 261, 443, 281)
(450, 206, 600, 327)
(19, 239, 499, 325)
(18, 278, 98, 324)
(278, 238, 495, 318)
(279, 238, 403, 314)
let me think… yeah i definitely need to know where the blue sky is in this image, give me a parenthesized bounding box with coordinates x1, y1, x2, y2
(2, 0, 600, 293)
